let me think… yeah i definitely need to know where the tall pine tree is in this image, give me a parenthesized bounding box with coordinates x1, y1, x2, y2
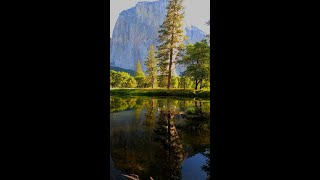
(135, 59, 144, 77)
(135, 60, 145, 88)
(144, 45, 158, 88)
(157, 0, 186, 89)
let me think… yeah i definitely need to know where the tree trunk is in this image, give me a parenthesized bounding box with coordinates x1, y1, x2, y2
(199, 101, 203, 115)
(195, 80, 198, 90)
(152, 76, 154, 88)
(167, 99, 171, 145)
(167, 1, 177, 90)
(167, 49, 173, 89)
(200, 80, 202, 89)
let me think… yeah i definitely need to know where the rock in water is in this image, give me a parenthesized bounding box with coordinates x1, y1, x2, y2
(110, 0, 206, 75)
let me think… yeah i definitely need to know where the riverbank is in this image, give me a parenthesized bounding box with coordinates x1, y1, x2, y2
(110, 88, 210, 98)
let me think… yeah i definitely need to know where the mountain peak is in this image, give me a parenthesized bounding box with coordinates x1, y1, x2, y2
(110, 0, 206, 73)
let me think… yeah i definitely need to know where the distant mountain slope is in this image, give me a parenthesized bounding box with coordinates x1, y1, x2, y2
(110, 66, 135, 76)
(110, 0, 206, 75)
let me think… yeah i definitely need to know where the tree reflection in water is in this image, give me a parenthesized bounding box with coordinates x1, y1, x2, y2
(110, 97, 210, 180)
(153, 99, 186, 180)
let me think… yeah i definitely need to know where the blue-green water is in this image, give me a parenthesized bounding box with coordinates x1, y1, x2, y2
(110, 96, 210, 180)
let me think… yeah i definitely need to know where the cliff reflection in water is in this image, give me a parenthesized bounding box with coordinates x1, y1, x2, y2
(110, 96, 210, 180)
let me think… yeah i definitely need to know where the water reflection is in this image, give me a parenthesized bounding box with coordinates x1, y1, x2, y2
(110, 96, 210, 180)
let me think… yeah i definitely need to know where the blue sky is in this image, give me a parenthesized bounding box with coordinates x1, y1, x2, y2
(110, 0, 210, 37)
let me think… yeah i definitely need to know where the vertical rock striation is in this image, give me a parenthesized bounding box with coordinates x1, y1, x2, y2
(110, 0, 206, 74)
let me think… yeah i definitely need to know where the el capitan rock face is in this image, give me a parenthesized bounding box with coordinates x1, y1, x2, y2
(110, 0, 206, 74)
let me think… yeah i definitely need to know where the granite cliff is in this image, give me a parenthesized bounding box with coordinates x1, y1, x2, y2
(110, 0, 206, 75)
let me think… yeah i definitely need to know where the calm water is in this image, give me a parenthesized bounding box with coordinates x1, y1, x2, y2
(110, 96, 210, 180)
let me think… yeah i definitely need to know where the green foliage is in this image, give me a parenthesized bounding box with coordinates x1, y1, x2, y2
(110, 88, 210, 98)
(110, 70, 137, 88)
(135, 60, 146, 88)
(179, 76, 193, 89)
(110, 96, 131, 112)
(201, 80, 210, 89)
(157, 75, 180, 89)
(110, 71, 125, 88)
(134, 76, 145, 88)
(178, 40, 210, 90)
(126, 76, 137, 88)
(170, 76, 180, 88)
(157, 75, 168, 88)
(110, 70, 117, 88)
(144, 45, 158, 88)
(110, 8, 210, 91)
(143, 99, 157, 130)
(157, 0, 186, 89)
(117, 72, 131, 88)
(135, 59, 145, 77)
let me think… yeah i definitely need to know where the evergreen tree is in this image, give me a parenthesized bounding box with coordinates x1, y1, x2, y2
(157, 75, 168, 88)
(135, 59, 145, 77)
(134, 60, 146, 88)
(157, 0, 186, 89)
(154, 100, 185, 179)
(144, 45, 158, 88)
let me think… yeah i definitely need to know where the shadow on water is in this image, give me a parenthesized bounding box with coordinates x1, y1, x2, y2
(110, 96, 210, 180)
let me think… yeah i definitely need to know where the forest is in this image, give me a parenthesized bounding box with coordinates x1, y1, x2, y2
(110, 39, 210, 90)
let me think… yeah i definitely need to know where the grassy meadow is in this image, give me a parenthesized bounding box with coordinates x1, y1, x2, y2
(110, 88, 210, 98)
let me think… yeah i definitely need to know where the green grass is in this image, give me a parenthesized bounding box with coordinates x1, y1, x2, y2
(110, 88, 210, 98)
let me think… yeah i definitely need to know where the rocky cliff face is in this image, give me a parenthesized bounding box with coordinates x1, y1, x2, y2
(110, 0, 206, 74)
